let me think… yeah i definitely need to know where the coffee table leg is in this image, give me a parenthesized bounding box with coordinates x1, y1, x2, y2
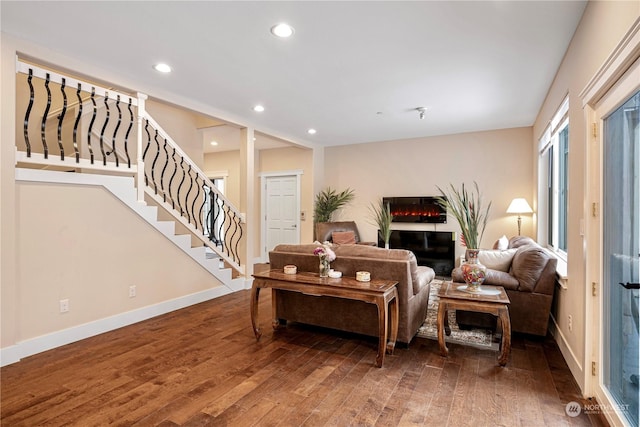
(498, 306, 511, 366)
(376, 297, 389, 368)
(250, 284, 262, 340)
(386, 291, 399, 355)
(437, 300, 449, 357)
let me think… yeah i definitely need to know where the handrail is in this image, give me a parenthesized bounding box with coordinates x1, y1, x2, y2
(140, 116, 244, 270)
(15, 59, 245, 275)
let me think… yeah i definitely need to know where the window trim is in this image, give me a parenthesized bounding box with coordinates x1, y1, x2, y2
(538, 96, 569, 261)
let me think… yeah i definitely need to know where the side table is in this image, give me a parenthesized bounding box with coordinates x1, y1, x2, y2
(251, 269, 399, 368)
(437, 281, 511, 366)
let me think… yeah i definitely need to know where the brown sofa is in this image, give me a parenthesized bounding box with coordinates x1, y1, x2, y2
(268, 243, 435, 344)
(452, 236, 557, 336)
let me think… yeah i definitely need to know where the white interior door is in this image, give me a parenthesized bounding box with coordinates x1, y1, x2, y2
(264, 175, 300, 259)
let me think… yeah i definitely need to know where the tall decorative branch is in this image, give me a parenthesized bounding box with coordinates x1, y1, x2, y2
(435, 182, 491, 249)
(368, 199, 393, 247)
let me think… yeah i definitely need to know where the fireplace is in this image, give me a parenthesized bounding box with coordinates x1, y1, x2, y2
(379, 230, 455, 276)
(383, 196, 446, 223)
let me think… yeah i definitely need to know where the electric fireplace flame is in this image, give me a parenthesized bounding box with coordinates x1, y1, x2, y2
(383, 197, 447, 223)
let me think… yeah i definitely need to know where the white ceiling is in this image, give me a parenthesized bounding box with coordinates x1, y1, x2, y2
(2, 1, 587, 150)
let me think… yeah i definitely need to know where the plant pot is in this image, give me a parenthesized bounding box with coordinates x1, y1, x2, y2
(460, 249, 487, 292)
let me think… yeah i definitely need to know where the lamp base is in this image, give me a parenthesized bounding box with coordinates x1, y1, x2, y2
(517, 215, 522, 236)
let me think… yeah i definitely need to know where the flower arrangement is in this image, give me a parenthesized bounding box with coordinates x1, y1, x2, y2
(314, 241, 336, 277)
(435, 182, 491, 250)
(313, 241, 336, 261)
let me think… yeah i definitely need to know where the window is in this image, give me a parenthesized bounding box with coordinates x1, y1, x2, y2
(539, 97, 569, 257)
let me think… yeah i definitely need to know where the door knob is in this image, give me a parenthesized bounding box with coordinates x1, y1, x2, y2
(619, 282, 640, 290)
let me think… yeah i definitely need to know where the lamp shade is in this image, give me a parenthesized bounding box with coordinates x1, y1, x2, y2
(506, 198, 533, 214)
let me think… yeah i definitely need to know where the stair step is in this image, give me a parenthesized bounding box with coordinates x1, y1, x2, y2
(173, 234, 191, 247)
(155, 221, 175, 235)
(189, 246, 207, 259)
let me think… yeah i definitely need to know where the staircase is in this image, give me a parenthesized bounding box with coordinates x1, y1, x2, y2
(14, 59, 247, 292)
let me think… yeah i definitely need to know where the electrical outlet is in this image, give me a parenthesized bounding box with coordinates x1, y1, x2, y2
(59, 299, 69, 313)
(568, 315, 573, 331)
(129, 285, 136, 298)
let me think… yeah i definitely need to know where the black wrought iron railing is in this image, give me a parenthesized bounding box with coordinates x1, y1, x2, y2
(17, 61, 137, 170)
(15, 60, 245, 274)
(141, 116, 244, 267)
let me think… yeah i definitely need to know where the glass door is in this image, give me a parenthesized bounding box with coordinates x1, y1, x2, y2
(603, 89, 639, 427)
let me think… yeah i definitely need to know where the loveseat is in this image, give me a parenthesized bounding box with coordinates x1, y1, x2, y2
(452, 236, 557, 336)
(268, 243, 435, 344)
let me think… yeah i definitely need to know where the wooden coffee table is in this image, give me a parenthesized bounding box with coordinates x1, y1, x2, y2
(437, 281, 511, 366)
(251, 269, 399, 368)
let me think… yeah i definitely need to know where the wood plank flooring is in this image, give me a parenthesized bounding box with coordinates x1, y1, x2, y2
(1, 289, 604, 426)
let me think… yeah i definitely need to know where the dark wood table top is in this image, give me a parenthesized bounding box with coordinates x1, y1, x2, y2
(252, 269, 398, 293)
(438, 281, 510, 305)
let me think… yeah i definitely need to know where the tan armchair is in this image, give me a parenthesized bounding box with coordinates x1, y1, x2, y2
(315, 221, 375, 245)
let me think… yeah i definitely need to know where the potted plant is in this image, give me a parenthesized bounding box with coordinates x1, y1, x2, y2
(369, 198, 393, 248)
(313, 187, 355, 223)
(435, 182, 492, 292)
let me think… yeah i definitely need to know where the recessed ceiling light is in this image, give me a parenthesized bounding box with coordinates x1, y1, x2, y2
(271, 23, 294, 38)
(210, 141, 218, 146)
(307, 129, 317, 135)
(153, 63, 172, 73)
(253, 105, 265, 112)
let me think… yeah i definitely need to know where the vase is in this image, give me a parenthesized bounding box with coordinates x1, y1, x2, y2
(460, 249, 487, 292)
(319, 257, 330, 277)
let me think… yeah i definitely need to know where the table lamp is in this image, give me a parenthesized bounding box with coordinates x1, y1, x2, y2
(506, 198, 533, 236)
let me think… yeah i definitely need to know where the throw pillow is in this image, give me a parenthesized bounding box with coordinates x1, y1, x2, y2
(332, 231, 356, 245)
(493, 235, 509, 250)
(479, 248, 517, 272)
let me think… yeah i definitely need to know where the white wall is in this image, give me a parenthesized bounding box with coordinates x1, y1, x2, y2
(15, 181, 223, 341)
(324, 127, 534, 260)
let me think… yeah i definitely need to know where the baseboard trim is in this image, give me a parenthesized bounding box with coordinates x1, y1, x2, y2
(0, 286, 232, 367)
(549, 313, 585, 392)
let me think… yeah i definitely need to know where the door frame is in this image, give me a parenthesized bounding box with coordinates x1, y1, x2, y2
(582, 19, 640, 427)
(259, 170, 303, 263)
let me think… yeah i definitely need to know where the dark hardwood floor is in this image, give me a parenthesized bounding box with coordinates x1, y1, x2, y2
(1, 289, 603, 426)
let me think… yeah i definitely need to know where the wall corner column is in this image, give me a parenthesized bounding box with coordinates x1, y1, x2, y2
(1, 42, 19, 359)
(240, 128, 255, 278)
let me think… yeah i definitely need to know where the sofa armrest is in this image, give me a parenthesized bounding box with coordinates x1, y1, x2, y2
(511, 246, 557, 293)
(413, 266, 435, 295)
